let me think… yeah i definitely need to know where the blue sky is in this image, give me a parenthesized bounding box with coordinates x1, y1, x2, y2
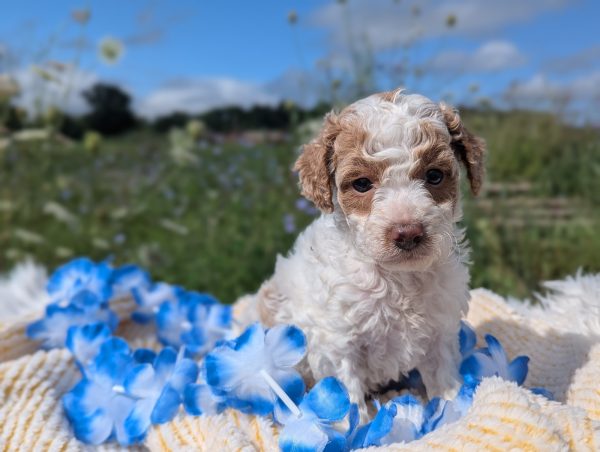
(1, 0, 599, 121)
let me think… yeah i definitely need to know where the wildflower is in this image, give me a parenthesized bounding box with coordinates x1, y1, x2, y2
(43, 201, 79, 227)
(295, 198, 318, 216)
(32, 65, 57, 82)
(92, 238, 110, 250)
(287, 10, 298, 25)
(446, 14, 457, 28)
(277, 377, 350, 452)
(156, 290, 231, 356)
(98, 37, 124, 65)
(460, 334, 529, 385)
(205, 323, 306, 415)
(12, 128, 50, 142)
(159, 218, 189, 236)
(83, 131, 102, 152)
(186, 119, 205, 140)
(14, 228, 45, 244)
(71, 8, 91, 25)
(469, 83, 480, 94)
(283, 213, 296, 234)
(55, 247, 75, 258)
(113, 233, 126, 245)
(168, 127, 199, 165)
(122, 348, 199, 439)
(0, 74, 20, 100)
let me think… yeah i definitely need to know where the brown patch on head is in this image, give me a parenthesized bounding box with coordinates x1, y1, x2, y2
(409, 120, 460, 205)
(295, 107, 389, 216)
(331, 115, 389, 217)
(439, 103, 486, 195)
(294, 112, 341, 212)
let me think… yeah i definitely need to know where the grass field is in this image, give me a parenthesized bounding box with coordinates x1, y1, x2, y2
(1, 109, 599, 302)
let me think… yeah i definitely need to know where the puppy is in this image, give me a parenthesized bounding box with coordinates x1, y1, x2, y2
(235, 88, 485, 418)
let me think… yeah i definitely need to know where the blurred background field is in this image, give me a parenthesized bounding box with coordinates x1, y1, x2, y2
(1, 0, 599, 302)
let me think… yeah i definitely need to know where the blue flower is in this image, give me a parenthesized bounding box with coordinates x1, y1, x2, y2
(277, 377, 350, 452)
(379, 395, 427, 445)
(131, 282, 179, 323)
(122, 348, 199, 439)
(46, 257, 113, 306)
(422, 379, 476, 433)
(63, 338, 139, 445)
(459, 321, 477, 358)
(133, 348, 157, 364)
(65, 322, 112, 372)
(26, 294, 118, 349)
(156, 290, 231, 356)
(110, 264, 151, 299)
(295, 198, 319, 216)
(283, 213, 296, 234)
(460, 334, 529, 385)
(26, 258, 119, 349)
(346, 402, 396, 449)
(205, 323, 306, 416)
(530, 387, 554, 400)
(184, 382, 228, 416)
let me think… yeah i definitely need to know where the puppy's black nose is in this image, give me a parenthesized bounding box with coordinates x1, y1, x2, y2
(391, 223, 425, 250)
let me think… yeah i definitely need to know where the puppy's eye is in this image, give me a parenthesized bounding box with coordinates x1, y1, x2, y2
(352, 178, 373, 193)
(425, 169, 444, 185)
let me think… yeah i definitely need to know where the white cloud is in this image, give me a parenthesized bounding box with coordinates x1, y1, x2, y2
(136, 78, 279, 119)
(428, 41, 526, 73)
(312, 0, 573, 51)
(543, 45, 600, 74)
(503, 71, 600, 122)
(10, 64, 97, 116)
(136, 70, 335, 119)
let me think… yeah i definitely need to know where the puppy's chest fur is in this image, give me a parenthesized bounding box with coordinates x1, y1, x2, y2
(259, 215, 468, 391)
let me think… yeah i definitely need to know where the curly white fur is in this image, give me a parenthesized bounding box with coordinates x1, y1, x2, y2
(0, 260, 48, 322)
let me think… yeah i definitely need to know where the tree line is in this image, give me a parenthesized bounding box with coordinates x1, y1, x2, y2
(3, 83, 332, 138)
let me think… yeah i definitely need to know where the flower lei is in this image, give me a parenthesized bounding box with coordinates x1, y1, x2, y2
(26, 258, 552, 450)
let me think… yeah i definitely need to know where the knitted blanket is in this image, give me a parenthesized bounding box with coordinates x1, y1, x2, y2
(1, 266, 599, 451)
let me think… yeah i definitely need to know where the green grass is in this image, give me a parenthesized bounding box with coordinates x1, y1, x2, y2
(461, 109, 600, 296)
(1, 110, 599, 302)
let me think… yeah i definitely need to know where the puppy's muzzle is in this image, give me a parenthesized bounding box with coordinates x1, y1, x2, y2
(390, 223, 425, 251)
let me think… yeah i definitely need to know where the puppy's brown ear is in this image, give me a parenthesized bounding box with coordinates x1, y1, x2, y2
(294, 112, 340, 212)
(440, 103, 486, 196)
